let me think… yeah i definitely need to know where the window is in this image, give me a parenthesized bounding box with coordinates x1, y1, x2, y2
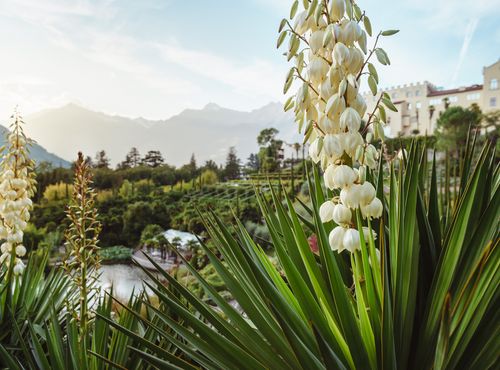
(408, 103, 412, 110)
(490, 78, 498, 90)
(467, 93, 480, 100)
(416, 102, 422, 109)
(429, 98, 441, 105)
(490, 97, 497, 107)
(415, 90, 420, 96)
(406, 91, 412, 98)
(449, 96, 458, 103)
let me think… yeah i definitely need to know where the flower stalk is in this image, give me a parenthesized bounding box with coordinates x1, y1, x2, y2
(279, 0, 397, 253)
(63, 151, 101, 346)
(0, 110, 36, 279)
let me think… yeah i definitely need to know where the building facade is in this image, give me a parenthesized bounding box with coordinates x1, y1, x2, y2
(363, 59, 500, 137)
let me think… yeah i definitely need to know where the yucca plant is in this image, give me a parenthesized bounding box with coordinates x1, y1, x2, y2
(105, 136, 498, 370)
(104, 0, 498, 367)
(0, 112, 78, 367)
(0, 290, 167, 370)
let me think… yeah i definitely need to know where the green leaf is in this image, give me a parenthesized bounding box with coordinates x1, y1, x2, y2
(375, 48, 391, 65)
(290, 0, 299, 19)
(378, 104, 386, 122)
(363, 16, 372, 36)
(382, 97, 398, 112)
(382, 29, 400, 36)
(277, 30, 287, 49)
(368, 62, 378, 83)
(368, 75, 378, 96)
(278, 18, 287, 32)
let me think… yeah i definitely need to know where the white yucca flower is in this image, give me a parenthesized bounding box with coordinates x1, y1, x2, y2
(279, 0, 394, 253)
(0, 110, 36, 276)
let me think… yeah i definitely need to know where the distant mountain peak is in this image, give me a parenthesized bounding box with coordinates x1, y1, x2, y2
(203, 102, 222, 111)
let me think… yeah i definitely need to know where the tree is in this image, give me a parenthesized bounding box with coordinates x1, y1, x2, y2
(203, 160, 219, 173)
(257, 128, 279, 146)
(94, 150, 110, 169)
(200, 169, 218, 186)
(257, 128, 283, 173)
(224, 147, 241, 180)
(118, 147, 141, 169)
(142, 150, 164, 168)
(435, 106, 482, 150)
(246, 153, 259, 173)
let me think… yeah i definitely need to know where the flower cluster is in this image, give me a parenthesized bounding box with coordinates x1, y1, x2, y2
(279, 0, 394, 253)
(0, 111, 36, 275)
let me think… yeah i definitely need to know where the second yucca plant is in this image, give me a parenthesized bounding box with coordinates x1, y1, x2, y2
(63, 152, 102, 350)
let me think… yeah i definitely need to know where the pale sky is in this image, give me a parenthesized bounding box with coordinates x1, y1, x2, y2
(0, 0, 499, 120)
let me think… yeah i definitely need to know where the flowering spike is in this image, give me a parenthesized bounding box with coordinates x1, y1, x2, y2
(0, 110, 36, 276)
(281, 2, 392, 252)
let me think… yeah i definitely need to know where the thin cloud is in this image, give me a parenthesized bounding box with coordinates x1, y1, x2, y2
(451, 18, 479, 86)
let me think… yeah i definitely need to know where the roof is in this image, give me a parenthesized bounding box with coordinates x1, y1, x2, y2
(427, 84, 483, 97)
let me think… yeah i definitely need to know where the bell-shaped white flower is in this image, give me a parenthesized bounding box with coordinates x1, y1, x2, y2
(309, 138, 322, 163)
(310, 30, 325, 55)
(333, 165, 357, 188)
(342, 131, 364, 157)
(309, 56, 330, 86)
(340, 107, 361, 132)
(329, 226, 346, 252)
(350, 94, 367, 117)
(343, 228, 361, 252)
(324, 134, 343, 159)
(358, 181, 376, 205)
(329, 0, 345, 22)
(333, 42, 349, 66)
(362, 226, 377, 241)
(332, 203, 352, 226)
(324, 164, 337, 190)
(340, 183, 362, 209)
(294, 11, 310, 35)
(13, 261, 25, 276)
(319, 200, 336, 223)
(326, 93, 346, 122)
(15, 244, 26, 257)
(361, 197, 383, 220)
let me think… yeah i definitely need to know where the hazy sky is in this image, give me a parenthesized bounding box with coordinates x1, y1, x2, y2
(0, 0, 499, 120)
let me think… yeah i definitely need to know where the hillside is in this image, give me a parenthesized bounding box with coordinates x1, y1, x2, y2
(0, 125, 70, 168)
(25, 102, 299, 166)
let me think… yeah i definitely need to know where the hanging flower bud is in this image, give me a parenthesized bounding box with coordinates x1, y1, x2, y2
(333, 42, 349, 66)
(319, 200, 336, 223)
(324, 134, 343, 159)
(329, 0, 345, 22)
(310, 30, 325, 54)
(350, 94, 368, 117)
(309, 138, 322, 164)
(333, 165, 357, 188)
(294, 11, 310, 35)
(15, 244, 26, 257)
(362, 226, 377, 241)
(329, 226, 346, 252)
(361, 197, 383, 220)
(340, 184, 362, 209)
(309, 56, 330, 86)
(358, 182, 376, 205)
(340, 107, 361, 132)
(343, 228, 361, 252)
(324, 164, 337, 190)
(332, 203, 352, 226)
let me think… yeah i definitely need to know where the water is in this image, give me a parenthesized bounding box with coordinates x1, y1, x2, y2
(97, 264, 156, 302)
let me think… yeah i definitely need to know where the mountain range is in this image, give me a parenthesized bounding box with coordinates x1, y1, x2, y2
(24, 102, 300, 167)
(0, 124, 70, 168)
